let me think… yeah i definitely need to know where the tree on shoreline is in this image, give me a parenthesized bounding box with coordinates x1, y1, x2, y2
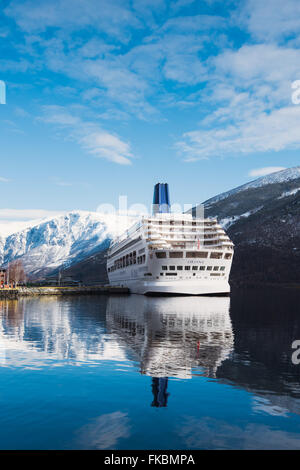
(8, 260, 26, 285)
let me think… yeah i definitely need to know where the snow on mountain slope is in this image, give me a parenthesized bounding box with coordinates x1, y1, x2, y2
(278, 187, 300, 199)
(0, 236, 4, 265)
(0, 211, 136, 278)
(205, 167, 300, 207)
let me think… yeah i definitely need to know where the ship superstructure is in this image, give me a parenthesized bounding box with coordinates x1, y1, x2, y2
(107, 184, 234, 295)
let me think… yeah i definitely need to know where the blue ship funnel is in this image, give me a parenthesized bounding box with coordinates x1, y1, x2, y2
(152, 183, 170, 215)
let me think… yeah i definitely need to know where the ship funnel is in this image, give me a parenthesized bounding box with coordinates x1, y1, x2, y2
(152, 183, 170, 215)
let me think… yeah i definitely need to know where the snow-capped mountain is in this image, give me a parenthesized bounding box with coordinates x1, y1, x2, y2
(205, 166, 300, 208)
(0, 211, 136, 278)
(203, 166, 300, 228)
(202, 167, 300, 285)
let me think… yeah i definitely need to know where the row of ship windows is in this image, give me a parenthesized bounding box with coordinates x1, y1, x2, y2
(146, 220, 216, 227)
(108, 251, 232, 274)
(161, 265, 225, 271)
(156, 251, 232, 260)
(108, 250, 145, 272)
(148, 235, 227, 244)
(144, 271, 225, 277)
(148, 229, 219, 235)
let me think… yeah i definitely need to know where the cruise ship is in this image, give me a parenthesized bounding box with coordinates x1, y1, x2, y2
(107, 183, 234, 295)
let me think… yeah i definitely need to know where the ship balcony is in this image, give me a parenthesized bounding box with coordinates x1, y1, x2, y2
(145, 229, 223, 238)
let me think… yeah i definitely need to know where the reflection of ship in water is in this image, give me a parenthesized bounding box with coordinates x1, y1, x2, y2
(106, 295, 233, 383)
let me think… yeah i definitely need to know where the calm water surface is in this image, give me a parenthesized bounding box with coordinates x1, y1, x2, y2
(0, 288, 300, 449)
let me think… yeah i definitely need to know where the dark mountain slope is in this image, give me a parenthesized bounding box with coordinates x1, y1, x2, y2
(204, 176, 300, 285)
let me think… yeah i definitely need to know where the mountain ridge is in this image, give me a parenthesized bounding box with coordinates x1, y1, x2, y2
(205, 166, 300, 207)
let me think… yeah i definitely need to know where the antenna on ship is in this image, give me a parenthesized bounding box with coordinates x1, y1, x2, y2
(152, 183, 170, 215)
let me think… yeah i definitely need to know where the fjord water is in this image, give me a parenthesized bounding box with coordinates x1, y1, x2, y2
(0, 289, 300, 450)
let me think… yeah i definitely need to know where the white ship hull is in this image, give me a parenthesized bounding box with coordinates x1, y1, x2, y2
(109, 278, 230, 295)
(107, 227, 233, 296)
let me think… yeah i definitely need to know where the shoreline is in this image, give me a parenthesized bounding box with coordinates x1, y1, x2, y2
(0, 282, 299, 299)
(0, 286, 130, 298)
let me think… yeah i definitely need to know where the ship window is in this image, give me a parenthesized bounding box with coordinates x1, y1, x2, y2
(162, 266, 168, 270)
(169, 266, 175, 271)
(138, 248, 145, 254)
(199, 266, 205, 270)
(166, 272, 177, 276)
(186, 251, 208, 258)
(192, 266, 198, 270)
(169, 252, 183, 258)
(144, 273, 152, 276)
(210, 252, 222, 259)
(142, 255, 146, 263)
(177, 266, 183, 270)
(224, 253, 232, 260)
(207, 266, 212, 271)
(210, 273, 221, 276)
(185, 266, 191, 271)
(156, 252, 166, 258)
(220, 266, 225, 271)
(213, 266, 219, 271)
(160, 273, 164, 276)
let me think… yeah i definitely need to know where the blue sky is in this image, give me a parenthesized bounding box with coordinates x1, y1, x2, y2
(1, 0, 300, 234)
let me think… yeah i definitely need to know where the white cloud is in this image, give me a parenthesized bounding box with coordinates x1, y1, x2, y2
(5, 0, 300, 164)
(0, 209, 62, 219)
(41, 105, 134, 165)
(0, 177, 11, 183)
(5, 0, 141, 40)
(177, 106, 300, 160)
(5, 1, 226, 118)
(176, 41, 300, 160)
(213, 44, 300, 97)
(240, 0, 300, 42)
(0, 209, 64, 237)
(77, 411, 130, 449)
(81, 131, 133, 165)
(248, 167, 286, 178)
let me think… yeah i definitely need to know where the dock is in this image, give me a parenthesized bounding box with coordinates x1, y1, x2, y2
(0, 286, 129, 298)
